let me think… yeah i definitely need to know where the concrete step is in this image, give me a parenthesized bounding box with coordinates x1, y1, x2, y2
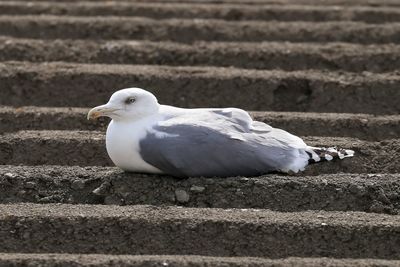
(0, 130, 398, 174)
(2, 38, 400, 72)
(0, 2, 399, 23)
(0, 15, 400, 43)
(7, 0, 400, 7)
(1, 62, 399, 114)
(1, 253, 400, 267)
(2, 106, 399, 141)
(0, 165, 399, 214)
(1, 203, 400, 258)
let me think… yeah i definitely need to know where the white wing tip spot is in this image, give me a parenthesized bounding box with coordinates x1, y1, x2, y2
(338, 149, 355, 159)
(345, 149, 355, 157)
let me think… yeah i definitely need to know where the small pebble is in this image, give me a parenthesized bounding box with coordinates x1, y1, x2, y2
(71, 179, 85, 190)
(4, 173, 17, 178)
(367, 174, 382, 178)
(92, 181, 111, 196)
(239, 177, 249, 183)
(38, 196, 53, 203)
(24, 182, 36, 189)
(175, 189, 190, 203)
(190, 185, 205, 192)
(92, 187, 102, 195)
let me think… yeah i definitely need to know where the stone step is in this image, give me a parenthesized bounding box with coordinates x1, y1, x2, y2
(6, 0, 400, 7)
(0, 2, 399, 23)
(2, 106, 399, 141)
(0, 165, 399, 214)
(2, 38, 400, 72)
(1, 62, 399, 114)
(1, 15, 400, 43)
(0, 130, 398, 174)
(1, 203, 400, 258)
(1, 253, 399, 267)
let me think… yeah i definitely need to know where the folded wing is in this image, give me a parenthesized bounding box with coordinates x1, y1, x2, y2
(139, 109, 309, 177)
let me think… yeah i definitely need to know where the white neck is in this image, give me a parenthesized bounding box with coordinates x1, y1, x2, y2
(106, 115, 163, 174)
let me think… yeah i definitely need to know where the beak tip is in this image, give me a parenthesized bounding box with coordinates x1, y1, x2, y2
(87, 109, 96, 121)
(87, 105, 114, 121)
(87, 113, 97, 121)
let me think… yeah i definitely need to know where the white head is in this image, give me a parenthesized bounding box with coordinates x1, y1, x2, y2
(87, 88, 159, 121)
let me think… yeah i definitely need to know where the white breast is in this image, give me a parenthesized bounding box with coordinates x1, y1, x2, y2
(106, 118, 163, 174)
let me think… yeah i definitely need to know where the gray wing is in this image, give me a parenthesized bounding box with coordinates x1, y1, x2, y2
(139, 109, 308, 178)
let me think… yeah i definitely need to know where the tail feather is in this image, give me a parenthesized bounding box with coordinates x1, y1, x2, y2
(306, 146, 354, 164)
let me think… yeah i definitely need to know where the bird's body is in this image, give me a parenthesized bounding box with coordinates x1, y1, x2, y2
(88, 88, 354, 178)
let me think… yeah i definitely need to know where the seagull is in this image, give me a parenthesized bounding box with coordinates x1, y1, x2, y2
(88, 88, 354, 178)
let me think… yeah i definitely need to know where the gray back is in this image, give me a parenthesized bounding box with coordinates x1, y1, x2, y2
(139, 111, 300, 178)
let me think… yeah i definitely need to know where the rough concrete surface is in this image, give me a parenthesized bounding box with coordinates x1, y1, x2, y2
(1, 106, 400, 141)
(1, 131, 398, 174)
(1, 62, 400, 114)
(0, 203, 400, 258)
(1, 2, 400, 23)
(1, 0, 400, 264)
(1, 254, 400, 267)
(3, 38, 400, 73)
(1, 16, 400, 44)
(0, 165, 399, 214)
(5, 0, 400, 7)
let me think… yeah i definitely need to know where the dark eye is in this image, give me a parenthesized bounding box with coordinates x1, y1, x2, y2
(125, 97, 136, 104)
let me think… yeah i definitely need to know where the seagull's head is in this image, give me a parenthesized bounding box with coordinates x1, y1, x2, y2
(87, 88, 160, 121)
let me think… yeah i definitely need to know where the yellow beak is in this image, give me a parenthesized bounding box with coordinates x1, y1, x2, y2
(87, 105, 119, 120)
